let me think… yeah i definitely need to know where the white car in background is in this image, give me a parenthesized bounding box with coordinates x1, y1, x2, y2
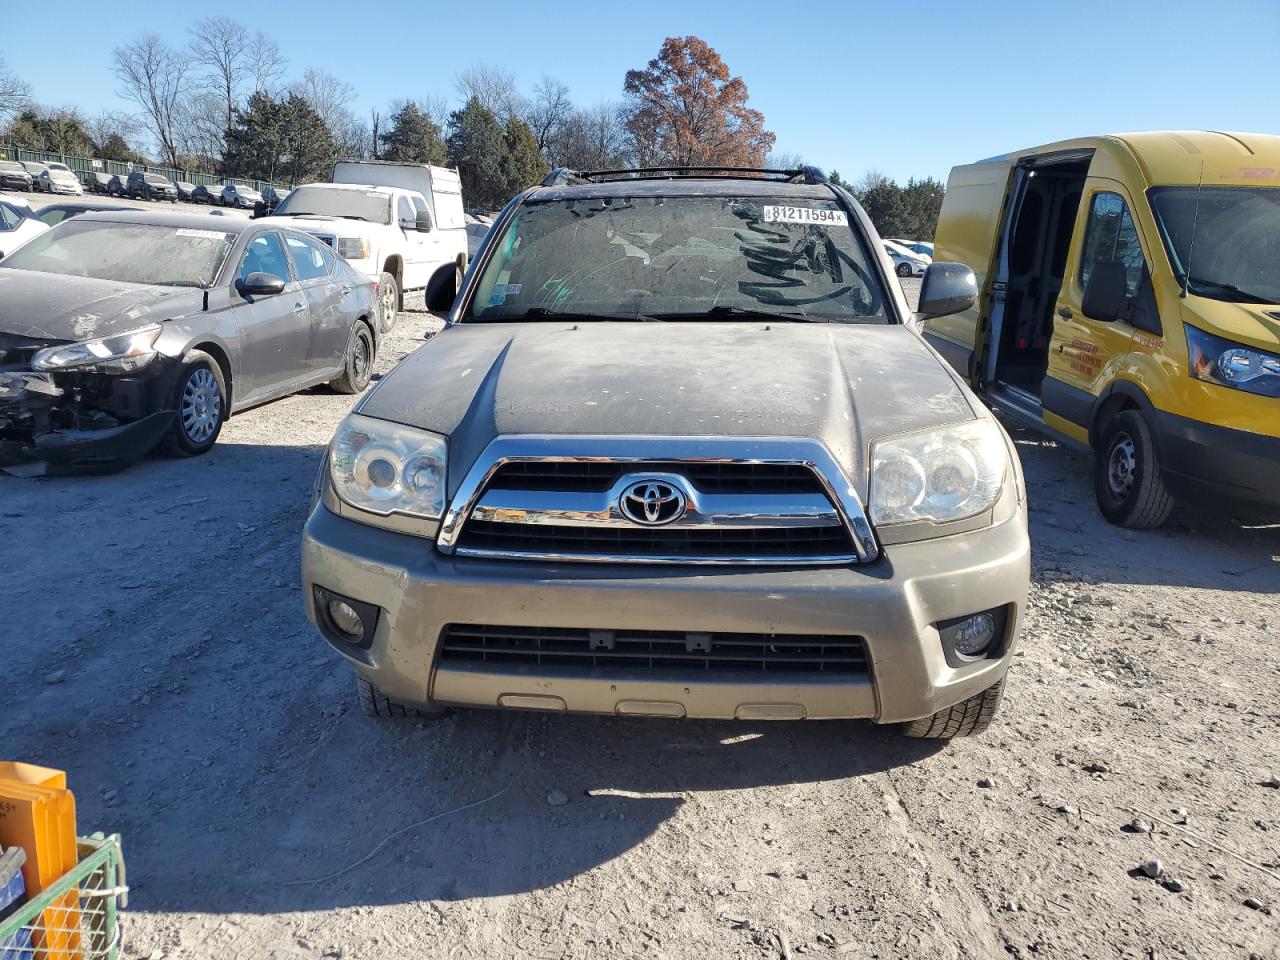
(888, 238, 934, 259)
(38, 162, 84, 196)
(883, 239, 930, 278)
(0, 196, 50, 258)
(221, 182, 263, 208)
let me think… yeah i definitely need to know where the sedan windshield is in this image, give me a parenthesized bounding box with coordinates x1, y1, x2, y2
(274, 186, 390, 224)
(0, 220, 235, 287)
(463, 196, 890, 323)
(1149, 186, 1280, 304)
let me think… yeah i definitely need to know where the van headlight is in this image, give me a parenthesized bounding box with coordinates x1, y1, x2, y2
(869, 420, 1008, 526)
(32, 324, 162, 372)
(329, 413, 447, 521)
(1186, 325, 1280, 399)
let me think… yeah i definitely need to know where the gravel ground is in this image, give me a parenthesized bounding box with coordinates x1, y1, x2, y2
(3, 256, 1279, 959)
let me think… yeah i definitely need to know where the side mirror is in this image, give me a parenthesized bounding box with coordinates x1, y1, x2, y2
(916, 261, 978, 320)
(236, 271, 286, 298)
(426, 262, 461, 313)
(415, 210, 432, 232)
(1082, 260, 1127, 322)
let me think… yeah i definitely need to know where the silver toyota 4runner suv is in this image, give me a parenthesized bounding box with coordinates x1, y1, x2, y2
(302, 166, 1030, 738)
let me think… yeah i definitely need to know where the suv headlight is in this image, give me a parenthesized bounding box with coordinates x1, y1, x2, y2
(329, 413, 447, 521)
(337, 237, 371, 260)
(1186, 325, 1280, 399)
(32, 324, 162, 372)
(869, 419, 1008, 526)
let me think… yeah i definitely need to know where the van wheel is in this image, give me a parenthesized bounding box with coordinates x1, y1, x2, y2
(356, 676, 445, 719)
(162, 352, 226, 457)
(377, 272, 399, 332)
(901, 680, 1005, 738)
(895, 262, 911, 278)
(330, 322, 375, 394)
(1094, 410, 1175, 528)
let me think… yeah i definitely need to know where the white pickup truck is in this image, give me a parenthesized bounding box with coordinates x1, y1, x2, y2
(268, 161, 469, 329)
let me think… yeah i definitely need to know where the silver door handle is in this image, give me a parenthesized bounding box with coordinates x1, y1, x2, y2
(293, 302, 306, 315)
(340, 284, 352, 296)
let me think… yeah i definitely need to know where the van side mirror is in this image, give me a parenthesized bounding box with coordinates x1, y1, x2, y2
(1082, 260, 1127, 322)
(916, 262, 978, 320)
(415, 210, 432, 232)
(236, 272, 286, 298)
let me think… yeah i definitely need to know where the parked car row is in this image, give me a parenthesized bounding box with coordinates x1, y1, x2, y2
(0, 160, 85, 195)
(0, 163, 285, 207)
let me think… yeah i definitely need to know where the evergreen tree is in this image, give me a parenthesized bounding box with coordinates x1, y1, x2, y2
(379, 101, 447, 165)
(223, 91, 334, 185)
(500, 116, 547, 199)
(447, 97, 506, 209)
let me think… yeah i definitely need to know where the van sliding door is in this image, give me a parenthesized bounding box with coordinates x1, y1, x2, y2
(980, 165, 1028, 386)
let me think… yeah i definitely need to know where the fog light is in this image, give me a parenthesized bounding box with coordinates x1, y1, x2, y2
(327, 600, 364, 640)
(936, 606, 1008, 667)
(952, 613, 996, 657)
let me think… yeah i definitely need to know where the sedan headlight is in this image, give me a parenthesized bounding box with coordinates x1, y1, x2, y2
(1186, 325, 1280, 399)
(32, 324, 162, 372)
(869, 420, 1008, 526)
(329, 413, 447, 521)
(337, 237, 371, 260)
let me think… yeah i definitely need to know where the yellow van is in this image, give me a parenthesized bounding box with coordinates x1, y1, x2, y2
(927, 131, 1279, 527)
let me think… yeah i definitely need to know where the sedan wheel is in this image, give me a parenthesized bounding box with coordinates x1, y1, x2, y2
(162, 353, 226, 457)
(896, 262, 912, 278)
(330, 324, 375, 395)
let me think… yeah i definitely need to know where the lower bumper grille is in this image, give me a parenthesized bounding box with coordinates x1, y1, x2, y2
(457, 519, 855, 560)
(438, 624, 869, 675)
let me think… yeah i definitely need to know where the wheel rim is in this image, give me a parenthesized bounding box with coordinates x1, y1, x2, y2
(897, 263, 910, 276)
(1106, 434, 1137, 497)
(353, 333, 370, 382)
(181, 368, 221, 443)
(381, 281, 397, 320)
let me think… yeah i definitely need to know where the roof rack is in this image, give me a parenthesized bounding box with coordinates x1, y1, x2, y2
(540, 165, 829, 187)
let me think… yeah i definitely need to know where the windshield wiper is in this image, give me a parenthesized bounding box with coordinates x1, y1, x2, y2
(497, 308, 664, 323)
(1184, 275, 1279, 305)
(657, 305, 829, 323)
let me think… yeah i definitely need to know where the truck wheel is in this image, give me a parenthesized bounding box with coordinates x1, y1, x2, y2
(162, 352, 226, 457)
(330, 322, 375, 394)
(1094, 409, 1175, 528)
(356, 675, 445, 719)
(901, 679, 1004, 738)
(377, 272, 399, 333)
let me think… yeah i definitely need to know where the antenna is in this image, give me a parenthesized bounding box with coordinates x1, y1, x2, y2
(1181, 160, 1205, 299)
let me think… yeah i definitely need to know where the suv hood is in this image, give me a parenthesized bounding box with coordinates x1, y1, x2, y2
(0, 269, 204, 341)
(359, 322, 977, 492)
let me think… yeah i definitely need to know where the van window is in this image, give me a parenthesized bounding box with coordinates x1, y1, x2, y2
(1080, 192, 1146, 297)
(397, 196, 414, 226)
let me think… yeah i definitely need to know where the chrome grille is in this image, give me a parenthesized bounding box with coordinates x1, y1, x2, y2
(488, 460, 824, 494)
(438, 624, 870, 674)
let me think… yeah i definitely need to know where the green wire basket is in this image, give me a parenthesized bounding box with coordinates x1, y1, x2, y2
(0, 834, 126, 960)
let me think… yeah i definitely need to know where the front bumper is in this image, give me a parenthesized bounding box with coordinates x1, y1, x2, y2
(302, 504, 1030, 723)
(1157, 410, 1280, 510)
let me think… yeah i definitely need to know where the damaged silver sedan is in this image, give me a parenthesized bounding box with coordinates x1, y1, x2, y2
(0, 210, 381, 474)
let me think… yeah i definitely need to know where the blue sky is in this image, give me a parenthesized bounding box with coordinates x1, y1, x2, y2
(6, 0, 1277, 182)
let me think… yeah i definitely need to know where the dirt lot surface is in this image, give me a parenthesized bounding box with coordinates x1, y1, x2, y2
(3, 272, 1279, 960)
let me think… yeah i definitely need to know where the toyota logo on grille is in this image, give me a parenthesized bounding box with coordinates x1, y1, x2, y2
(618, 479, 687, 526)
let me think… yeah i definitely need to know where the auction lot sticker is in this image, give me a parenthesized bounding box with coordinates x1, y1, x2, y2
(762, 205, 848, 226)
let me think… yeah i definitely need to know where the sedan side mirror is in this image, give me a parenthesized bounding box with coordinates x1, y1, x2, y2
(415, 210, 432, 232)
(236, 272, 286, 298)
(1082, 260, 1127, 322)
(916, 261, 978, 320)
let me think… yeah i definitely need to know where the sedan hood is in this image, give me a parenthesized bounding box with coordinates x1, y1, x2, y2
(0, 269, 205, 341)
(359, 321, 978, 492)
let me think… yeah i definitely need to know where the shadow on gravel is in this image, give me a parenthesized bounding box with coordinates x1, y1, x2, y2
(1007, 423, 1279, 593)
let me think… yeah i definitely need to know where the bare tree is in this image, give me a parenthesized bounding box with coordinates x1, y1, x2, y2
(86, 110, 146, 152)
(114, 35, 189, 166)
(0, 57, 31, 121)
(292, 69, 355, 130)
(247, 32, 287, 95)
(173, 90, 226, 167)
(524, 75, 572, 158)
(764, 150, 804, 171)
(553, 103, 630, 171)
(455, 63, 522, 119)
(189, 17, 249, 135)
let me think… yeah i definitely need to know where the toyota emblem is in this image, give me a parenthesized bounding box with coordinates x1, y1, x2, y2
(618, 479, 687, 526)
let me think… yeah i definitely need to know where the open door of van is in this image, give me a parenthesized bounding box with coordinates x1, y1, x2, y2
(926, 158, 1018, 380)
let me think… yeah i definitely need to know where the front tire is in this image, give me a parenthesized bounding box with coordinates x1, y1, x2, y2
(896, 262, 911, 278)
(902, 680, 1005, 739)
(357, 676, 445, 719)
(377, 271, 399, 332)
(330, 322, 375, 394)
(1094, 409, 1175, 528)
(162, 352, 226, 457)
